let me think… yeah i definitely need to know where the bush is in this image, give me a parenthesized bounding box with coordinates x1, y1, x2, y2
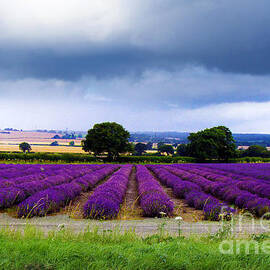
(0, 152, 195, 164)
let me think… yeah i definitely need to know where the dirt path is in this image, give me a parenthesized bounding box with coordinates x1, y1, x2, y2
(1, 213, 269, 236)
(61, 170, 118, 219)
(118, 166, 143, 219)
(161, 185, 204, 221)
(149, 169, 204, 222)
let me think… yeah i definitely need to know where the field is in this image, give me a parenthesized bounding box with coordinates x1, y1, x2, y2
(1, 163, 270, 222)
(0, 144, 86, 154)
(0, 130, 84, 153)
(2, 163, 270, 269)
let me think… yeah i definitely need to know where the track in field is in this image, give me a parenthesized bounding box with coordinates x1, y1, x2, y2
(149, 169, 204, 221)
(118, 166, 143, 219)
(62, 169, 119, 219)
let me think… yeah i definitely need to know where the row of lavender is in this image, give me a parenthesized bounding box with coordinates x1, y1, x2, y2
(166, 163, 270, 217)
(147, 165, 234, 220)
(18, 165, 119, 217)
(83, 165, 133, 219)
(0, 163, 176, 219)
(0, 164, 105, 210)
(2, 163, 270, 220)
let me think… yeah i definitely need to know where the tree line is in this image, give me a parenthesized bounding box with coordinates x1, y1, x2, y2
(19, 122, 270, 162)
(81, 123, 237, 161)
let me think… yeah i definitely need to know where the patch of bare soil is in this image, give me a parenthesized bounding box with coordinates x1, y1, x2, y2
(161, 185, 204, 222)
(118, 166, 143, 220)
(0, 207, 18, 218)
(60, 171, 117, 219)
(149, 170, 204, 222)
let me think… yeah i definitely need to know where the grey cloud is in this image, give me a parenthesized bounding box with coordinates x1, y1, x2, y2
(0, 0, 270, 80)
(1, 66, 270, 110)
(1, 1, 270, 132)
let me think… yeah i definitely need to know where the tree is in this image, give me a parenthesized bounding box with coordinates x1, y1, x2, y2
(134, 143, 147, 155)
(188, 126, 236, 161)
(19, 142, 31, 153)
(176, 144, 190, 156)
(69, 141, 75, 146)
(82, 122, 130, 160)
(50, 141, 59, 146)
(158, 144, 174, 155)
(146, 142, 153, 150)
(157, 142, 165, 149)
(241, 145, 270, 157)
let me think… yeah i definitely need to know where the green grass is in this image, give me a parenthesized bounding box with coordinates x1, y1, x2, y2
(0, 226, 269, 269)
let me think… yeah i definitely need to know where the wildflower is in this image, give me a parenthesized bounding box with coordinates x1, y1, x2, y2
(58, 223, 66, 230)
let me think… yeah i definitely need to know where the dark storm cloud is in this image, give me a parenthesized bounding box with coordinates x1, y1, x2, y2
(1, 0, 270, 132)
(0, 0, 270, 81)
(0, 47, 180, 80)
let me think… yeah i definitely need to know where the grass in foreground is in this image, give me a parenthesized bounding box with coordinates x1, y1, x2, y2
(0, 226, 270, 270)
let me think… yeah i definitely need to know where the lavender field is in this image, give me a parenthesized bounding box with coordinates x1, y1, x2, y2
(1, 163, 270, 221)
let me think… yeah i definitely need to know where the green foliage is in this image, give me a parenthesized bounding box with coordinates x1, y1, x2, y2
(69, 141, 75, 146)
(0, 152, 195, 164)
(240, 145, 270, 158)
(82, 122, 131, 160)
(50, 141, 59, 146)
(19, 142, 31, 153)
(176, 144, 190, 156)
(146, 142, 153, 150)
(5, 150, 270, 164)
(157, 142, 165, 149)
(0, 227, 270, 270)
(134, 143, 147, 155)
(188, 126, 236, 161)
(158, 144, 174, 155)
(0, 152, 99, 163)
(236, 156, 270, 163)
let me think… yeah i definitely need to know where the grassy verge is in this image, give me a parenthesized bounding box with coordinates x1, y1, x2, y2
(0, 226, 269, 269)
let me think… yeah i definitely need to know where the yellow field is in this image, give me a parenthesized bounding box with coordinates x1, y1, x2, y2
(0, 130, 86, 153)
(0, 144, 86, 154)
(0, 130, 82, 144)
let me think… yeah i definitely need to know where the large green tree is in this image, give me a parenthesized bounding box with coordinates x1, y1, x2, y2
(19, 142, 31, 153)
(188, 126, 236, 161)
(82, 122, 131, 160)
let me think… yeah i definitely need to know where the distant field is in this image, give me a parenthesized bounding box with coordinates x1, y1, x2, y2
(0, 130, 82, 144)
(0, 130, 84, 153)
(0, 144, 85, 153)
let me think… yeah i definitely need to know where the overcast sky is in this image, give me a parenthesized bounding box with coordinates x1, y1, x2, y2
(1, 0, 270, 132)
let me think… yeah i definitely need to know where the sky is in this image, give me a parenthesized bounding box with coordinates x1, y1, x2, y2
(1, 0, 270, 132)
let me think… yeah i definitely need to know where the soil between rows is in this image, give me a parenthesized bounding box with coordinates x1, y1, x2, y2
(118, 166, 143, 219)
(148, 169, 205, 222)
(2, 166, 208, 221)
(1, 166, 230, 222)
(61, 168, 119, 219)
